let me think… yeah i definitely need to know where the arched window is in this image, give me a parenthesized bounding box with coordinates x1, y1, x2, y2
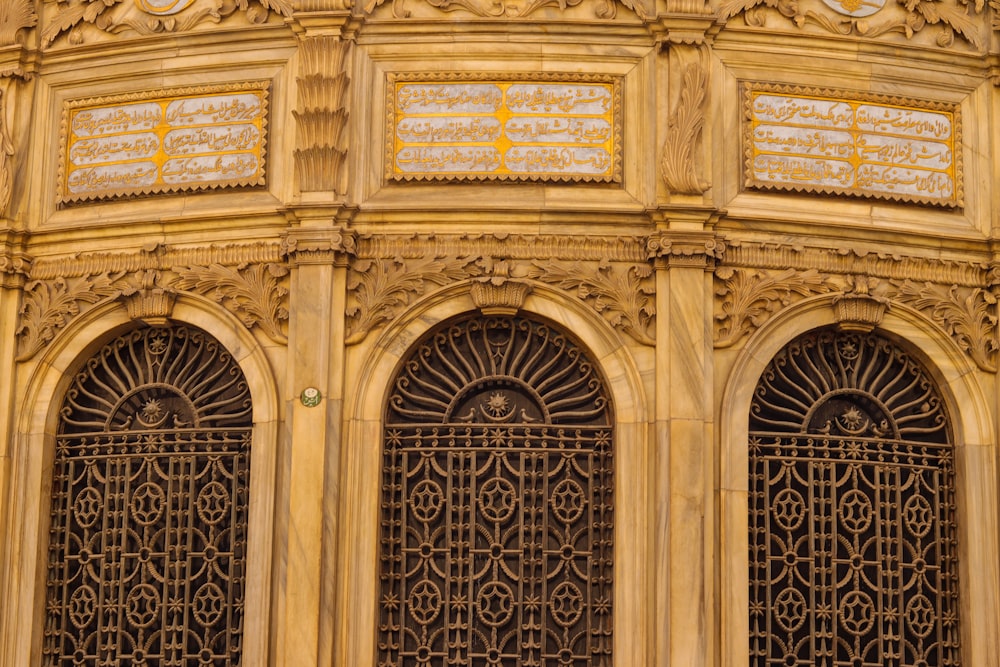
(748, 329, 960, 667)
(44, 325, 253, 666)
(378, 315, 614, 666)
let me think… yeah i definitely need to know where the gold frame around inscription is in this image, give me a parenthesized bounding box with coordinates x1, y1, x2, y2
(742, 82, 962, 208)
(59, 81, 270, 205)
(385, 72, 623, 184)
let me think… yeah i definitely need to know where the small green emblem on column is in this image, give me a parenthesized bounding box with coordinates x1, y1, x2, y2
(300, 387, 321, 407)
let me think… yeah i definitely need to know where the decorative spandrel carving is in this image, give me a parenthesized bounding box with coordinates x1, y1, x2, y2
(714, 267, 838, 348)
(345, 255, 483, 344)
(526, 259, 655, 345)
(42, 0, 291, 46)
(891, 280, 998, 371)
(749, 329, 959, 667)
(44, 325, 252, 667)
(379, 315, 613, 667)
(16, 243, 290, 361)
(720, 0, 986, 49)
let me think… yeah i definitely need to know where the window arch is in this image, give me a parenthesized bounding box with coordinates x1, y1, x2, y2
(377, 314, 614, 666)
(748, 328, 960, 667)
(44, 325, 253, 666)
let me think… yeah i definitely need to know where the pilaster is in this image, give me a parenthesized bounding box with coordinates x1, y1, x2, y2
(278, 216, 356, 667)
(648, 221, 723, 667)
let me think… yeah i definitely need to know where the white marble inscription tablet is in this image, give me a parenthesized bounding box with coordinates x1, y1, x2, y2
(61, 82, 268, 203)
(387, 74, 621, 183)
(745, 84, 960, 207)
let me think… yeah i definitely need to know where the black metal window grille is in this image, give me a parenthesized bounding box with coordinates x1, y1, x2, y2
(378, 316, 614, 667)
(749, 329, 960, 667)
(44, 326, 252, 667)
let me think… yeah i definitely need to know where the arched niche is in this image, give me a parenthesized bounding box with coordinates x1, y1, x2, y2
(5, 295, 279, 667)
(718, 295, 1000, 667)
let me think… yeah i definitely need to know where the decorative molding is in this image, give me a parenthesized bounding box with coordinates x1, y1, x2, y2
(16, 242, 289, 360)
(294, 37, 351, 194)
(283, 227, 357, 266)
(356, 233, 650, 264)
(0, 0, 36, 46)
(660, 62, 709, 195)
(41, 0, 291, 46)
(646, 231, 725, 268)
(713, 266, 838, 348)
(526, 259, 655, 346)
(173, 263, 290, 343)
(891, 280, 998, 372)
(346, 255, 482, 345)
(365, 0, 650, 19)
(720, 0, 986, 50)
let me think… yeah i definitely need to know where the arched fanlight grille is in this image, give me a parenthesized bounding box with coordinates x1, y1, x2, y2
(378, 315, 614, 666)
(749, 329, 960, 667)
(44, 325, 252, 667)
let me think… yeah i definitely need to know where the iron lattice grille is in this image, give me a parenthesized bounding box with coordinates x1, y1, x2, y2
(45, 326, 252, 667)
(748, 330, 960, 667)
(379, 316, 614, 667)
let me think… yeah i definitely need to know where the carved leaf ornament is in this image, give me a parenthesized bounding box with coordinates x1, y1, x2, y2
(42, 0, 291, 46)
(720, 0, 986, 49)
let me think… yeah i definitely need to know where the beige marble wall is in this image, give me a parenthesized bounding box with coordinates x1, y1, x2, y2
(0, 1, 999, 665)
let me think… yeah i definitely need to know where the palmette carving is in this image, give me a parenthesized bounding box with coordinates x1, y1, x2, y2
(294, 38, 351, 194)
(42, 0, 291, 46)
(0, 0, 36, 45)
(174, 263, 290, 344)
(891, 280, 998, 371)
(661, 63, 709, 195)
(17, 273, 123, 361)
(527, 259, 655, 346)
(714, 267, 838, 348)
(346, 256, 483, 344)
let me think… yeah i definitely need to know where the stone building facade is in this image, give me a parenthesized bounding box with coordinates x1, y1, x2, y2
(0, 0, 998, 665)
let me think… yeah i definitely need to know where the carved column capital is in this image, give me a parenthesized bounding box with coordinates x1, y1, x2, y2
(283, 227, 358, 267)
(646, 231, 725, 268)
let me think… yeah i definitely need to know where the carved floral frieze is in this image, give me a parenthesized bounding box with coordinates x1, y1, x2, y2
(345, 234, 655, 346)
(41, 0, 291, 46)
(713, 241, 1000, 373)
(16, 243, 289, 361)
(720, 0, 987, 49)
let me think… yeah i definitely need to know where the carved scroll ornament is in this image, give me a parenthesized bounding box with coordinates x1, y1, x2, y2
(16, 248, 289, 361)
(720, 0, 986, 49)
(42, 0, 291, 46)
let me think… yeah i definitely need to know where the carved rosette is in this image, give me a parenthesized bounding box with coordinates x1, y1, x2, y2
(16, 244, 290, 361)
(294, 37, 352, 195)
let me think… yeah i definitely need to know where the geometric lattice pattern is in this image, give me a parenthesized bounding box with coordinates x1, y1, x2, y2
(749, 330, 960, 667)
(45, 326, 252, 667)
(379, 316, 614, 667)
